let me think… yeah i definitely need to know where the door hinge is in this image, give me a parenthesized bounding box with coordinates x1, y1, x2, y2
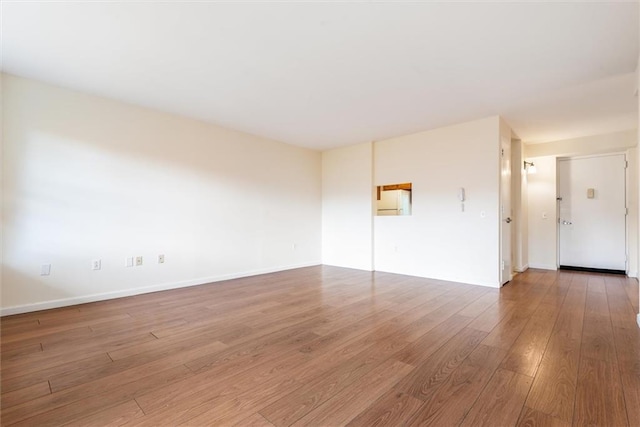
(501, 259, 505, 270)
(625, 160, 628, 169)
(625, 207, 629, 216)
(501, 148, 504, 157)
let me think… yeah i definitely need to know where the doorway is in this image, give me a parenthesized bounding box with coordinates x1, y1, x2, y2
(557, 154, 627, 273)
(500, 133, 513, 285)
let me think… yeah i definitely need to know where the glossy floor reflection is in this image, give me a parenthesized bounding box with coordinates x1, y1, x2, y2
(1, 266, 638, 426)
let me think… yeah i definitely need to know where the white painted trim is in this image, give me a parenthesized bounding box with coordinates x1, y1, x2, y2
(528, 263, 558, 271)
(557, 152, 628, 162)
(322, 262, 374, 272)
(628, 270, 638, 278)
(515, 264, 529, 273)
(0, 262, 320, 316)
(637, 313, 640, 329)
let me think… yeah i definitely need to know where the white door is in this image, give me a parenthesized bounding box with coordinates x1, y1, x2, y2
(500, 137, 512, 285)
(558, 154, 626, 272)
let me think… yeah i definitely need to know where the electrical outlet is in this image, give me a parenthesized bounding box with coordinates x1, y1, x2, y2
(41, 264, 51, 276)
(135, 256, 143, 266)
(92, 259, 101, 270)
(158, 254, 165, 264)
(125, 257, 134, 267)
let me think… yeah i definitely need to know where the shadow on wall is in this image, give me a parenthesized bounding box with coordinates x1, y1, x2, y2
(2, 76, 321, 311)
(1, 266, 74, 313)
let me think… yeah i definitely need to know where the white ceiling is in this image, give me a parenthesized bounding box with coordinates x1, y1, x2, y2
(2, 1, 638, 150)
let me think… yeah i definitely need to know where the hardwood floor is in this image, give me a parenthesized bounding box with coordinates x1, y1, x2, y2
(1, 266, 638, 426)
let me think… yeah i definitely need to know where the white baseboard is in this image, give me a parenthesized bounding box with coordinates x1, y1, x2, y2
(637, 313, 640, 329)
(528, 263, 558, 271)
(322, 262, 374, 272)
(0, 262, 320, 316)
(628, 270, 638, 278)
(514, 264, 529, 273)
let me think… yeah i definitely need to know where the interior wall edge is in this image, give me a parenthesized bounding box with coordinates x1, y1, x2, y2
(2, 74, 322, 309)
(528, 263, 558, 271)
(0, 261, 321, 316)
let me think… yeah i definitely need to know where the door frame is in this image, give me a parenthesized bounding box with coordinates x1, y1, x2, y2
(555, 152, 628, 272)
(499, 133, 516, 286)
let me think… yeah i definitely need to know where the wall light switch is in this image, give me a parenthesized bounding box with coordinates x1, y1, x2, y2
(126, 257, 134, 267)
(587, 188, 595, 199)
(41, 264, 51, 276)
(158, 254, 165, 264)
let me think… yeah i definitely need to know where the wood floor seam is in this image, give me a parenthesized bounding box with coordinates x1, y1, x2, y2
(1, 267, 637, 426)
(571, 276, 590, 426)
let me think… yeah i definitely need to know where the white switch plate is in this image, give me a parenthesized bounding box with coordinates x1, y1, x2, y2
(125, 257, 134, 267)
(92, 259, 101, 270)
(135, 256, 143, 266)
(158, 254, 165, 264)
(41, 264, 51, 276)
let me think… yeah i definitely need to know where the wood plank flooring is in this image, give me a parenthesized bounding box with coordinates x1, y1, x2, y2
(1, 266, 638, 426)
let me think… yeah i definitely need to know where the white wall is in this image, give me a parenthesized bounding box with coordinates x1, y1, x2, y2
(627, 147, 638, 277)
(511, 139, 528, 272)
(373, 117, 501, 287)
(526, 130, 637, 158)
(525, 130, 638, 273)
(322, 142, 373, 271)
(637, 50, 640, 327)
(526, 156, 559, 270)
(0, 75, 4, 308)
(1, 74, 322, 314)
(520, 158, 529, 271)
